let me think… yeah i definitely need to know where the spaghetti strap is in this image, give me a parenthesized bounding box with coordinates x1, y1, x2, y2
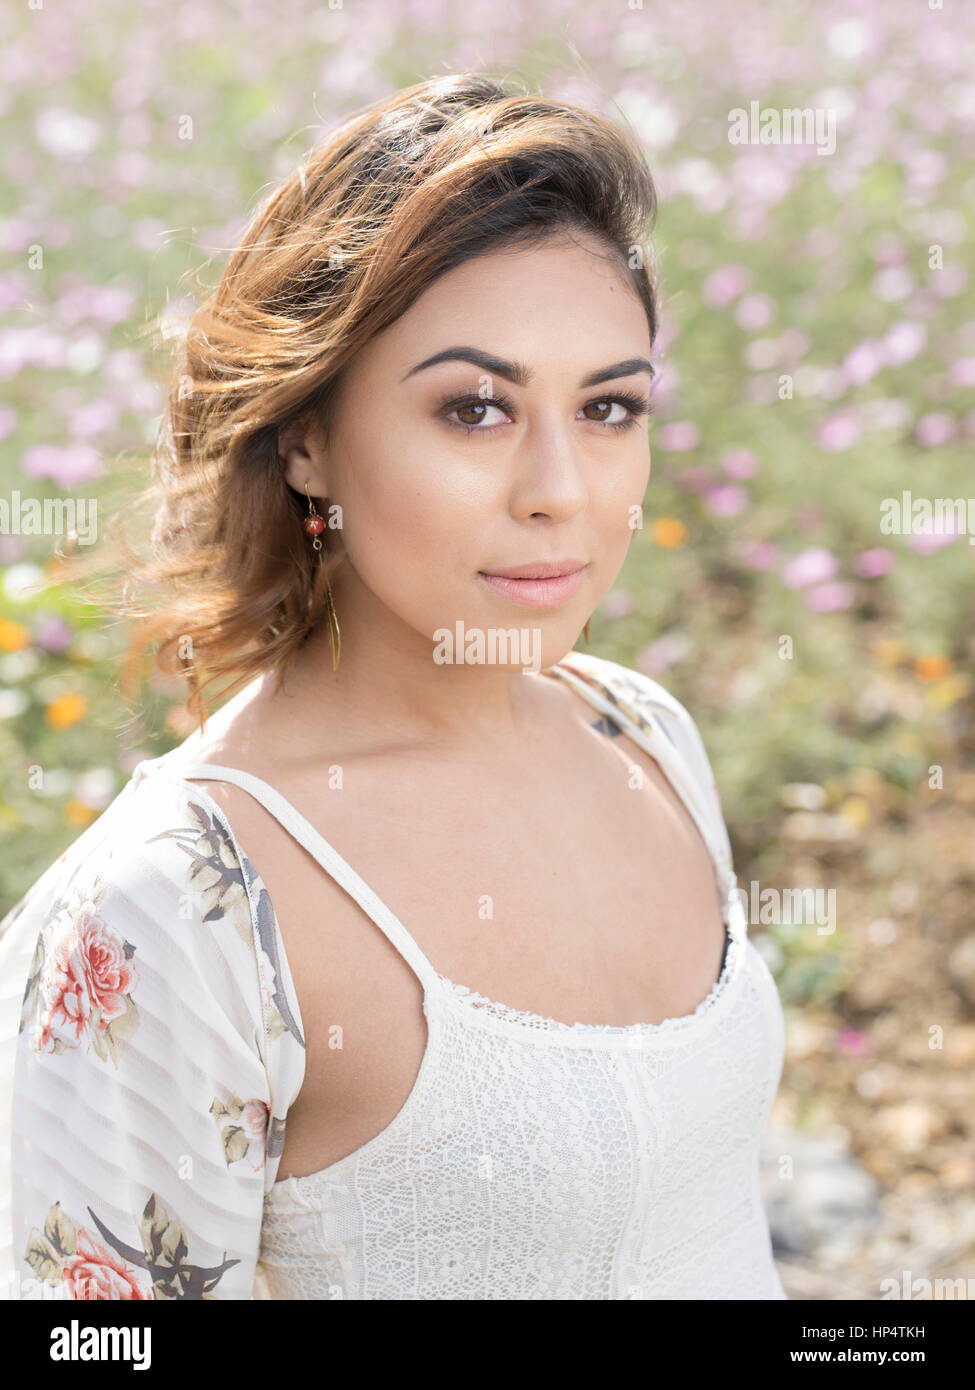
(541, 663, 738, 921)
(165, 762, 443, 994)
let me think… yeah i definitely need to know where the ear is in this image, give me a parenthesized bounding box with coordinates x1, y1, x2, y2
(278, 418, 329, 498)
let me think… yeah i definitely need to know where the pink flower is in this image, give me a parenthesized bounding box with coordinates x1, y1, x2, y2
(0, 272, 29, 312)
(735, 293, 774, 332)
(882, 320, 926, 366)
(930, 265, 967, 300)
(873, 235, 905, 267)
(950, 358, 975, 388)
(873, 266, 913, 302)
(701, 264, 751, 309)
(908, 520, 960, 555)
(20, 442, 103, 486)
(720, 449, 759, 479)
(804, 582, 856, 612)
(601, 590, 634, 619)
(676, 466, 714, 493)
(61, 1227, 152, 1301)
(648, 365, 679, 415)
(817, 411, 861, 452)
(637, 631, 691, 674)
(853, 547, 894, 578)
(656, 421, 700, 452)
(782, 547, 838, 588)
(703, 483, 748, 516)
(842, 339, 885, 385)
(738, 539, 780, 571)
(255, 945, 276, 1008)
(652, 314, 680, 358)
(835, 1027, 872, 1057)
(33, 615, 73, 652)
(35, 905, 136, 1052)
(55, 283, 136, 329)
(69, 398, 119, 441)
(778, 328, 810, 361)
(914, 412, 957, 447)
(239, 1099, 271, 1172)
(0, 536, 26, 563)
(0, 325, 68, 377)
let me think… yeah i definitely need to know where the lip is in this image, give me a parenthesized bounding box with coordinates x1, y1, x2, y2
(480, 560, 587, 580)
(477, 561, 588, 608)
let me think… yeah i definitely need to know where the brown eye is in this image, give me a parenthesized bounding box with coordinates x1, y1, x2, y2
(439, 394, 515, 432)
(581, 399, 635, 427)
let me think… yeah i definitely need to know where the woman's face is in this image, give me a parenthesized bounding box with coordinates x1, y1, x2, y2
(282, 231, 652, 671)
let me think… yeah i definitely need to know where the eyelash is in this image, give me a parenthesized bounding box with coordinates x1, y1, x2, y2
(436, 389, 653, 437)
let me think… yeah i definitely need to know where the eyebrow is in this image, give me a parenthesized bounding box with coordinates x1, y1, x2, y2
(401, 346, 655, 388)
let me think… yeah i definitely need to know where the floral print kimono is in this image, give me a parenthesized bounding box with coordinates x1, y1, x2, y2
(0, 652, 739, 1300)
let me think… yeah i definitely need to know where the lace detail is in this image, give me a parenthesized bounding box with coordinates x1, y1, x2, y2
(258, 935, 787, 1299)
(433, 922, 743, 1038)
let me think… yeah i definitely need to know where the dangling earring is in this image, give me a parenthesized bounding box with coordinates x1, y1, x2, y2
(583, 619, 591, 645)
(303, 481, 341, 672)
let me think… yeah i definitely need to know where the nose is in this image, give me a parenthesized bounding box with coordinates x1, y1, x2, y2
(508, 418, 589, 521)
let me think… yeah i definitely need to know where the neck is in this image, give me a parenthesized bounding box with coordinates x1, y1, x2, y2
(251, 571, 573, 761)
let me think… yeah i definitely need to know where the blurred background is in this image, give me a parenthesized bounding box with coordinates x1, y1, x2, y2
(1, 0, 973, 1299)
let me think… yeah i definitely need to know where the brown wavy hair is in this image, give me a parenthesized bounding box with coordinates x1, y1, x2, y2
(58, 72, 659, 735)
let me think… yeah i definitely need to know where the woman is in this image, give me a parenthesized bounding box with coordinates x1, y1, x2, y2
(0, 73, 786, 1300)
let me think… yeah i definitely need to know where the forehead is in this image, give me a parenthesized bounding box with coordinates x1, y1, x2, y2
(358, 235, 649, 379)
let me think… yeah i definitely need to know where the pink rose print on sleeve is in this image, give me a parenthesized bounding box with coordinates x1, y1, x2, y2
(210, 1092, 270, 1172)
(25, 1196, 241, 1300)
(23, 879, 140, 1067)
(61, 1226, 153, 1300)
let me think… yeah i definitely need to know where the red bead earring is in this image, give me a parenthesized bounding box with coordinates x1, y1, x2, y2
(303, 481, 341, 672)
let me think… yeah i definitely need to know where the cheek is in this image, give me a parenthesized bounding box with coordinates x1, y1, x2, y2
(338, 447, 489, 598)
(595, 455, 649, 545)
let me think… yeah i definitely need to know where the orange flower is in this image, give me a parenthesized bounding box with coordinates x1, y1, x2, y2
(64, 798, 98, 828)
(914, 654, 952, 682)
(651, 517, 688, 548)
(45, 693, 88, 729)
(0, 618, 30, 652)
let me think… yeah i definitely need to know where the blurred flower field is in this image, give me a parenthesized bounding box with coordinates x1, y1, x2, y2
(1, 0, 974, 1295)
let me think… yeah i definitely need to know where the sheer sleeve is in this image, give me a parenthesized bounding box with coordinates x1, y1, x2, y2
(650, 689, 736, 877)
(555, 651, 737, 884)
(2, 769, 297, 1300)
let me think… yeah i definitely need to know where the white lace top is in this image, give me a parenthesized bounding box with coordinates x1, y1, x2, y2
(0, 652, 786, 1300)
